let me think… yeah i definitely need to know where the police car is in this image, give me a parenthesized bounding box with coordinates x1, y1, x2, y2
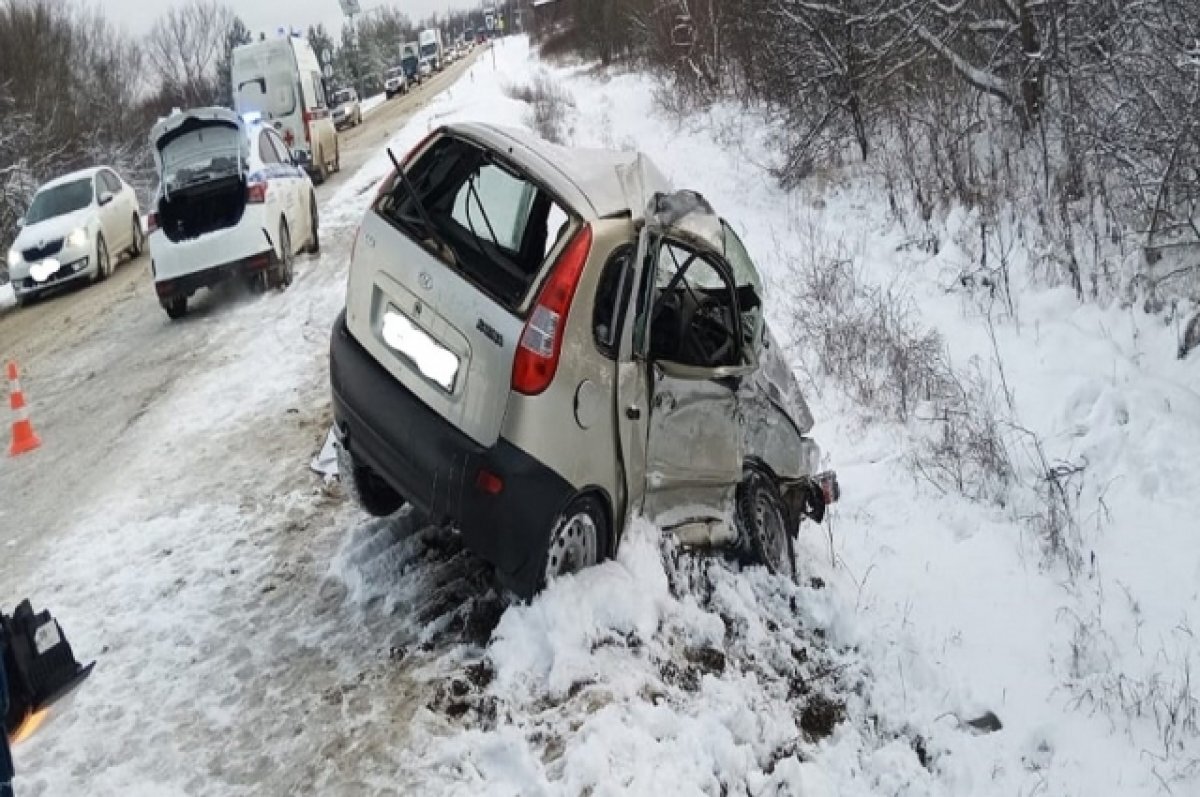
(147, 108, 320, 319)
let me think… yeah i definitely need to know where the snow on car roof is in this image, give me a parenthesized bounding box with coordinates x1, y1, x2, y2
(450, 122, 673, 221)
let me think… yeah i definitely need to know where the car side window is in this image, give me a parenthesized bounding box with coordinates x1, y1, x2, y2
(93, 175, 106, 201)
(258, 131, 282, 165)
(102, 171, 122, 194)
(593, 243, 635, 360)
(644, 238, 742, 369)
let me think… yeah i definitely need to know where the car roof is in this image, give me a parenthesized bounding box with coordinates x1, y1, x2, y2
(41, 167, 107, 190)
(449, 122, 673, 222)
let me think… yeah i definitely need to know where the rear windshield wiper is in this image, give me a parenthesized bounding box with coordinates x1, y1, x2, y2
(386, 147, 458, 264)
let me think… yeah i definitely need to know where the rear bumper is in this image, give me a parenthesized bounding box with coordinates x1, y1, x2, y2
(149, 219, 275, 284)
(329, 310, 571, 598)
(153, 249, 275, 300)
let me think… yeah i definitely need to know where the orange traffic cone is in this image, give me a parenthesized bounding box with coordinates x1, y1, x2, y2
(8, 360, 41, 456)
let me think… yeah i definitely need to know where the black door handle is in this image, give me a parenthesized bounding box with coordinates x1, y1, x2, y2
(625, 405, 642, 421)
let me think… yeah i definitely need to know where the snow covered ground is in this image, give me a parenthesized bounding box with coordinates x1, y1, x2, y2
(5, 35, 1199, 796)
(361, 92, 387, 118)
(0, 281, 15, 311)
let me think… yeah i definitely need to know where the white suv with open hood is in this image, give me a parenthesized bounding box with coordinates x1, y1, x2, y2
(147, 108, 319, 319)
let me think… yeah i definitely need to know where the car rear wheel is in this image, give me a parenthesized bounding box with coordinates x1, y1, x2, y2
(306, 194, 320, 254)
(541, 494, 609, 589)
(313, 148, 328, 185)
(337, 442, 405, 517)
(94, 234, 110, 281)
(162, 296, 187, 320)
(271, 220, 293, 289)
(735, 470, 796, 579)
(129, 214, 144, 258)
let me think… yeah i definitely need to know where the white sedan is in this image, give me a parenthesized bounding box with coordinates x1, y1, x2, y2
(147, 107, 318, 319)
(6, 167, 144, 306)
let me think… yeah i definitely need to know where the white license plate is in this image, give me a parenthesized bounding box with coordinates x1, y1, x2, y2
(382, 308, 460, 392)
(30, 258, 62, 283)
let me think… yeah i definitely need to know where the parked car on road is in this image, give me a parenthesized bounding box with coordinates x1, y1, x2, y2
(384, 66, 408, 99)
(231, 34, 339, 183)
(6, 167, 143, 306)
(418, 58, 434, 80)
(147, 108, 319, 319)
(331, 88, 362, 130)
(330, 123, 839, 599)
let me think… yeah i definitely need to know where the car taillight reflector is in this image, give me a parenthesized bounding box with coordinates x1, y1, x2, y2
(247, 181, 268, 204)
(302, 110, 313, 144)
(512, 224, 593, 396)
(475, 469, 504, 495)
(147, 212, 159, 233)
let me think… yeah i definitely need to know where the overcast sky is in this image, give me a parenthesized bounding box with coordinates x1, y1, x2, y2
(106, 0, 482, 36)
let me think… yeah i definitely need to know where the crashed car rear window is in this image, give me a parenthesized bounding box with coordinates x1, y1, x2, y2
(375, 135, 571, 311)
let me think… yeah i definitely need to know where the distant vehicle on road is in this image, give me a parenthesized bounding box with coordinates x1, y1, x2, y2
(6, 167, 143, 306)
(331, 88, 362, 130)
(418, 28, 444, 72)
(147, 108, 319, 319)
(418, 58, 433, 80)
(383, 66, 408, 99)
(231, 34, 339, 184)
(330, 123, 839, 598)
(401, 42, 421, 85)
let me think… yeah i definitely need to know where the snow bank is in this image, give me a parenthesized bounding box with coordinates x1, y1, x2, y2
(361, 93, 387, 118)
(0, 281, 15, 312)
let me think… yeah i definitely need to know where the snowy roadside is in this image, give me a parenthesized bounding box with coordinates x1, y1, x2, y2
(361, 92, 387, 118)
(0, 281, 15, 312)
(496, 41, 1200, 797)
(344, 37, 1200, 796)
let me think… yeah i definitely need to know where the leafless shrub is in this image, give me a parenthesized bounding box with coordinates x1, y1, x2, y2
(505, 72, 575, 144)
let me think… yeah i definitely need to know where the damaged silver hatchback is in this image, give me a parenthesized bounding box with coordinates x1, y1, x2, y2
(330, 123, 838, 598)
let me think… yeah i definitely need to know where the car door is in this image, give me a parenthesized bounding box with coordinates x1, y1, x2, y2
(267, 129, 306, 250)
(257, 130, 293, 250)
(94, 173, 121, 249)
(619, 225, 749, 525)
(105, 171, 136, 250)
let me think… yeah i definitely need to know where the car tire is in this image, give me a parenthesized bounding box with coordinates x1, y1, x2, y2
(313, 148, 328, 185)
(94, 234, 110, 282)
(271, 220, 293, 289)
(540, 493, 609, 590)
(129, 214, 144, 258)
(735, 470, 796, 579)
(305, 194, 320, 254)
(162, 296, 187, 320)
(337, 441, 404, 517)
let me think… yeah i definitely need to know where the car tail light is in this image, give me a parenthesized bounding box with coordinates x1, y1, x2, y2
(283, 128, 295, 148)
(512, 224, 593, 396)
(475, 469, 504, 495)
(247, 178, 268, 204)
(303, 110, 314, 144)
(146, 212, 159, 233)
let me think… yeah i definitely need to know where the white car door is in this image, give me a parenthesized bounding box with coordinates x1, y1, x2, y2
(268, 129, 306, 252)
(94, 173, 119, 249)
